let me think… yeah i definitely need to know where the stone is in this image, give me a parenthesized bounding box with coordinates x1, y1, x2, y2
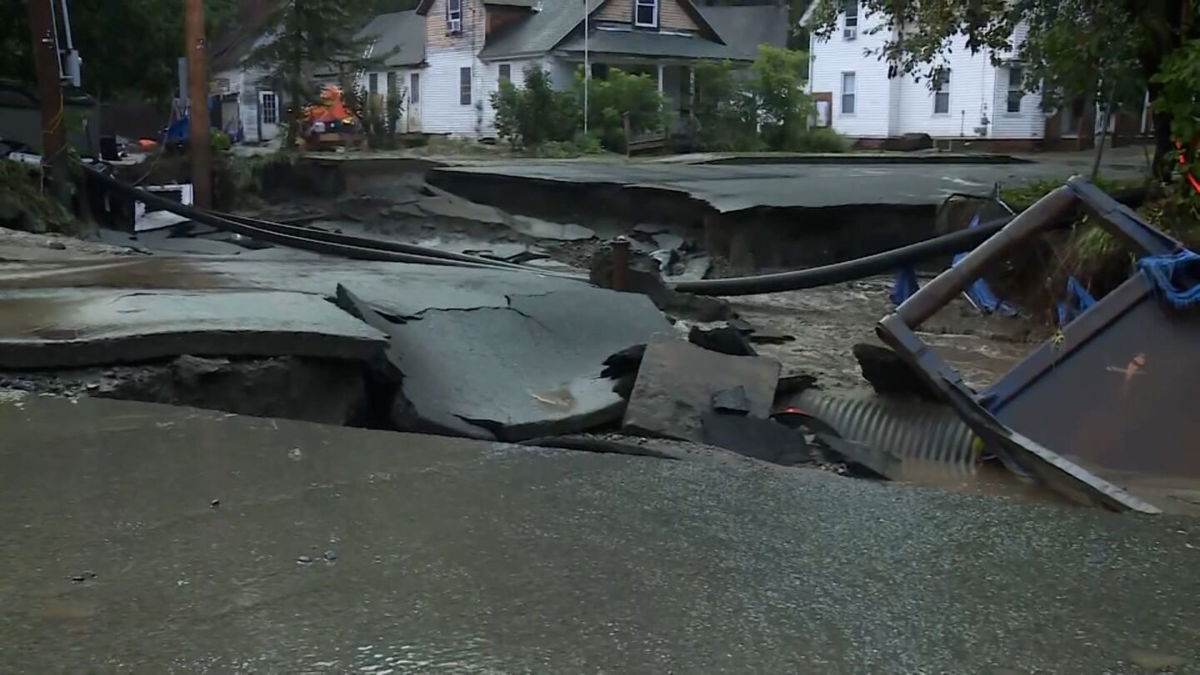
(711, 385, 752, 415)
(688, 325, 756, 357)
(623, 341, 780, 442)
(508, 215, 595, 241)
(700, 411, 812, 466)
(853, 343, 940, 401)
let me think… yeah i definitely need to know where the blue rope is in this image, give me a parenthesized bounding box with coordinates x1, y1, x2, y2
(1137, 249, 1200, 308)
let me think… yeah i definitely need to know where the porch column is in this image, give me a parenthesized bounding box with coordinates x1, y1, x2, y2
(657, 63, 664, 95)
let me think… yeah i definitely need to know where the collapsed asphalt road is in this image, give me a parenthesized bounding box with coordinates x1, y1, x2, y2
(2, 394, 1197, 673)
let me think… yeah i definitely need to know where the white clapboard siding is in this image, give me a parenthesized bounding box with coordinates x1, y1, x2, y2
(810, 5, 1049, 140)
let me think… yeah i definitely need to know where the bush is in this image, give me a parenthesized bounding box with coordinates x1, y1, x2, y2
(491, 67, 579, 149)
(580, 68, 666, 152)
(787, 127, 849, 153)
(693, 60, 760, 151)
(747, 45, 812, 151)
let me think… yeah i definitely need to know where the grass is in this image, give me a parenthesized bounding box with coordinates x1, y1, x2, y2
(0, 159, 84, 235)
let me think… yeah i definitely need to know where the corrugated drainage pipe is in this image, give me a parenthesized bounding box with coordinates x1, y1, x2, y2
(792, 390, 978, 474)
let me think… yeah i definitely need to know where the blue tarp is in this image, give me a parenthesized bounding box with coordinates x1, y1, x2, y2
(891, 214, 1018, 316)
(1137, 249, 1200, 308)
(1056, 277, 1097, 325)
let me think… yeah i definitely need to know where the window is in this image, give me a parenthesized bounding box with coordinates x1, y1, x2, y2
(843, 0, 858, 39)
(446, 0, 462, 34)
(368, 73, 378, 95)
(411, 72, 420, 104)
(386, 71, 397, 99)
(934, 70, 950, 114)
(841, 72, 856, 115)
(635, 0, 659, 28)
(460, 67, 472, 105)
(260, 91, 277, 124)
(498, 63, 511, 84)
(1006, 65, 1024, 113)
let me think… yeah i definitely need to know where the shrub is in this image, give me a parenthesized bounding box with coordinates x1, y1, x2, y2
(491, 67, 579, 149)
(693, 60, 760, 151)
(787, 127, 849, 153)
(747, 45, 812, 151)
(580, 68, 665, 152)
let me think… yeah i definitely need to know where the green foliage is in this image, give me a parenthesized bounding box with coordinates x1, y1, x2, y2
(746, 45, 812, 151)
(581, 69, 666, 152)
(0, 0, 234, 100)
(806, 0, 1198, 172)
(0, 159, 82, 234)
(247, 0, 380, 143)
(1153, 38, 1200, 187)
(491, 67, 579, 149)
(790, 126, 849, 152)
(210, 129, 232, 154)
(693, 60, 760, 151)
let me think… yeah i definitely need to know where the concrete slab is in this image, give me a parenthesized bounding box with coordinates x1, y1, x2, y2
(2, 394, 1198, 673)
(0, 288, 387, 368)
(623, 340, 780, 441)
(339, 280, 673, 441)
(433, 159, 1147, 212)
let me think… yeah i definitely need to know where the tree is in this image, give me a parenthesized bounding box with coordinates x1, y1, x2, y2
(806, 0, 1199, 178)
(491, 67, 578, 149)
(0, 0, 234, 100)
(746, 45, 811, 150)
(246, 0, 379, 146)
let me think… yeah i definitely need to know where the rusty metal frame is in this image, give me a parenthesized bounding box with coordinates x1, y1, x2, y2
(876, 177, 1180, 513)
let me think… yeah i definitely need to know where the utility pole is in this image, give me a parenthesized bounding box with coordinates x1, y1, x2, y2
(185, 0, 212, 209)
(26, 0, 70, 206)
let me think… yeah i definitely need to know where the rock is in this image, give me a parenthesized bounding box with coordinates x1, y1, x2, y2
(323, 550, 338, 561)
(45, 240, 67, 250)
(209, 499, 220, 509)
(711, 385, 752, 415)
(700, 411, 812, 466)
(623, 341, 780, 442)
(688, 325, 756, 357)
(508, 215, 595, 241)
(297, 555, 313, 565)
(652, 233, 684, 252)
(853, 343, 940, 401)
(590, 245, 732, 322)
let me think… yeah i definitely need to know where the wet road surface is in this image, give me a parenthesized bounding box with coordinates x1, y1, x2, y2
(2, 394, 1197, 672)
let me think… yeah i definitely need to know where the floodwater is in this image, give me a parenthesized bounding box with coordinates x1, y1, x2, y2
(3, 394, 1200, 672)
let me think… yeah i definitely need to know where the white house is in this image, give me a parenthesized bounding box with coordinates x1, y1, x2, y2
(802, 1, 1149, 151)
(354, 0, 787, 139)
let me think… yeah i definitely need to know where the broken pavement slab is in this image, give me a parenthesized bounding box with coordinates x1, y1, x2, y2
(0, 288, 387, 369)
(623, 340, 780, 442)
(338, 280, 673, 441)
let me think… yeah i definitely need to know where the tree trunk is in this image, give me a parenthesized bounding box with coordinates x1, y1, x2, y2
(1147, 80, 1175, 182)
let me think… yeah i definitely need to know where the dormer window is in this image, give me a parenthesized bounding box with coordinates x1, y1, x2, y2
(635, 0, 659, 28)
(446, 0, 462, 34)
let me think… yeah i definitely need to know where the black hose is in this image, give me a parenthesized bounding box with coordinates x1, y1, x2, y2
(672, 187, 1148, 296)
(214, 211, 539, 273)
(670, 216, 1012, 296)
(84, 164, 576, 275)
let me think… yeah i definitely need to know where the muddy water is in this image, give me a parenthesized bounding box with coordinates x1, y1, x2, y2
(732, 278, 1043, 391)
